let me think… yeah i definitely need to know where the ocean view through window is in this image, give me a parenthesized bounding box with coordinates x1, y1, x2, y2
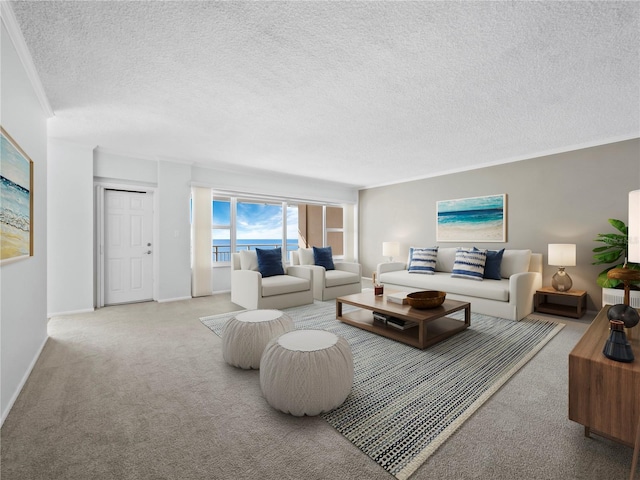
(207, 194, 344, 264)
(212, 198, 299, 263)
(213, 239, 299, 262)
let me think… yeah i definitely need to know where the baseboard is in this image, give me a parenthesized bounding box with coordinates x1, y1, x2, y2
(47, 307, 95, 318)
(157, 296, 192, 303)
(1, 335, 48, 427)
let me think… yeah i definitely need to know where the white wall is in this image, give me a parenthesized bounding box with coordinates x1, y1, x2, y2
(94, 148, 158, 186)
(86, 155, 359, 300)
(47, 140, 94, 316)
(157, 161, 192, 301)
(1, 19, 49, 423)
(191, 164, 358, 205)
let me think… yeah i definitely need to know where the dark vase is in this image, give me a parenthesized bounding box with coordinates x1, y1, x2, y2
(603, 320, 635, 363)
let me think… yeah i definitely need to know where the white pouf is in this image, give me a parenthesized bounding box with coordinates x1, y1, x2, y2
(260, 329, 354, 416)
(222, 309, 294, 369)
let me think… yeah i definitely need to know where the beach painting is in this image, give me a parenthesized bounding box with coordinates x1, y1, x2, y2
(437, 194, 506, 242)
(1, 127, 33, 264)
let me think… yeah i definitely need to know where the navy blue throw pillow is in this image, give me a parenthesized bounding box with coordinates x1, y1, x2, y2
(313, 246, 335, 270)
(255, 247, 285, 277)
(483, 248, 505, 280)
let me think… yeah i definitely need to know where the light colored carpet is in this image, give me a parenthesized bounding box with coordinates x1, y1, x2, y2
(1, 293, 637, 479)
(201, 302, 564, 479)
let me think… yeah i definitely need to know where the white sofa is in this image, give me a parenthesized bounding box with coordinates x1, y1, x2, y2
(376, 248, 542, 321)
(290, 248, 362, 301)
(231, 252, 314, 310)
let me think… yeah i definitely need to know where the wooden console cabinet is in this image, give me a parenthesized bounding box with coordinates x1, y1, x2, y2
(569, 305, 640, 447)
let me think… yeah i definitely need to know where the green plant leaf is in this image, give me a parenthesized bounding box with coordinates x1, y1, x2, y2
(608, 218, 627, 234)
(597, 270, 621, 288)
(592, 246, 625, 256)
(592, 250, 624, 264)
(594, 234, 627, 246)
(592, 218, 638, 285)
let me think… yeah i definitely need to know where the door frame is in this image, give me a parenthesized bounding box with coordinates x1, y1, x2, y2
(95, 182, 159, 308)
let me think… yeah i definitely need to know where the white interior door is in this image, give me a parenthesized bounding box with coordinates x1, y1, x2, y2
(104, 189, 154, 305)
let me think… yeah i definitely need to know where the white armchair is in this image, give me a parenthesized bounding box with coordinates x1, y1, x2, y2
(290, 248, 362, 301)
(231, 251, 314, 310)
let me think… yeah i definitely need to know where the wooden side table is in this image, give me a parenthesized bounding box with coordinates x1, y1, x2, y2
(534, 286, 587, 318)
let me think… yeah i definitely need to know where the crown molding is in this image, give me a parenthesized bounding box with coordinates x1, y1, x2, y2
(48, 137, 97, 151)
(1, 1, 54, 118)
(361, 134, 640, 190)
(94, 145, 159, 162)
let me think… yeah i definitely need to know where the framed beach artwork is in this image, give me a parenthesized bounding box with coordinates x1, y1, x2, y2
(436, 194, 506, 243)
(1, 126, 33, 264)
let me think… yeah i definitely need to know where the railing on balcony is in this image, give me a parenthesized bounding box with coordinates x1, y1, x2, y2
(213, 243, 298, 263)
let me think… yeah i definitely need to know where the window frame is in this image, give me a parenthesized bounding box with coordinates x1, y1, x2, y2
(209, 192, 344, 268)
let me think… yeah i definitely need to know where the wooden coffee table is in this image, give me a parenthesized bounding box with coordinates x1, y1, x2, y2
(336, 291, 470, 349)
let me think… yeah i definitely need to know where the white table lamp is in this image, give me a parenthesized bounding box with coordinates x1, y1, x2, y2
(548, 243, 576, 292)
(629, 189, 640, 263)
(608, 190, 640, 307)
(382, 241, 400, 262)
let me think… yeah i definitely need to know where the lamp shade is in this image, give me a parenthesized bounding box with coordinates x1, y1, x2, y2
(382, 241, 400, 258)
(548, 244, 576, 266)
(629, 189, 640, 263)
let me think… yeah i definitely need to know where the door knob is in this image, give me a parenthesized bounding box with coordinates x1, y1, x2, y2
(145, 250, 152, 255)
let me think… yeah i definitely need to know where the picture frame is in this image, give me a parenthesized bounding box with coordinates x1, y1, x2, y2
(1, 126, 34, 264)
(436, 194, 506, 243)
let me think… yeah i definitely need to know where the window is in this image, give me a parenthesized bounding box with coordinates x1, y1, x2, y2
(297, 204, 345, 256)
(236, 200, 284, 253)
(326, 206, 344, 256)
(212, 198, 231, 262)
(287, 204, 299, 257)
(210, 195, 313, 265)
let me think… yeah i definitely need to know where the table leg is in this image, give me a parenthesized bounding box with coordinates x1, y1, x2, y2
(418, 321, 426, 348)
(336, 300, 342, 318)
(577, 295, 586, 318)
(631, 414, 640, 480)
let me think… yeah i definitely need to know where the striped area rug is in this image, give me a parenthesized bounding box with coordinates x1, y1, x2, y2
(200, 301, 564, 480)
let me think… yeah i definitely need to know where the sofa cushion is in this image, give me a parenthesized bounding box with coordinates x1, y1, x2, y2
(325, 269, 360, 288)
(261, 275, 310, 296)
(379, 271, 509, 302)
(256, 247, 285, 277)
(298, 248, 315, 265)
(451, 248, 487, 281)
(483, 248, 505, 280)
(408, 247, 438, 274)
(435, 247, 457, 273)
(239, 249, 259, 271)
(313, 246, 335, 270)
(500, 249, 532, 278)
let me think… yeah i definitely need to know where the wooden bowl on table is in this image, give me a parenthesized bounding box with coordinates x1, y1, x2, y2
(406, 290, 446, 309)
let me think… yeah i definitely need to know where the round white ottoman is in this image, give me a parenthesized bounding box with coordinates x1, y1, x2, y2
(260, 329, 353, 416)
(222, 309, 294, 369)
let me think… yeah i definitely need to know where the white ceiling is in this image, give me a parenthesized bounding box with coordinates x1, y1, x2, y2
(9, 1, 640, 189)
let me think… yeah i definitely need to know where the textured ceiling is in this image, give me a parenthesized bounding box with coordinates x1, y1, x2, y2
(9, 1, 640, 189)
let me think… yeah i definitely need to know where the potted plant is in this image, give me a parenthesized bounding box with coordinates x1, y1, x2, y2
(592, 218, 640, 306)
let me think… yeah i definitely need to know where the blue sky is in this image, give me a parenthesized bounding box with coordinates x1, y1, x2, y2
(213, 201, 298, 240)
